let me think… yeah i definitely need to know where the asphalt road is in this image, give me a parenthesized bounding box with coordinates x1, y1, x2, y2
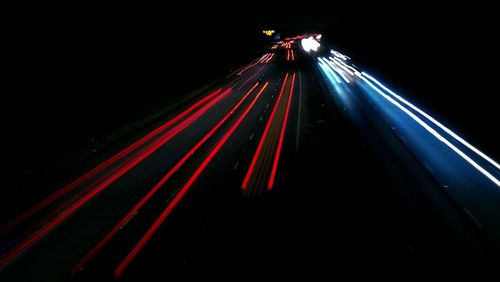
(1, 39, 499, 281)
(1, 41, 303, 281)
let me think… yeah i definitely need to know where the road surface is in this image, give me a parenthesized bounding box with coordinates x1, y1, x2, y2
(1, 38, 499, 281)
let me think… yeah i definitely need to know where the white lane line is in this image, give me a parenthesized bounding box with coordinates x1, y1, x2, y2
(233, 161, 239, 170)
(249, 133, 254, 140)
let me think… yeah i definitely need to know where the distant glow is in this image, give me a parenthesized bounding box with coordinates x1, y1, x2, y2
(301, 37, 320, 52)
(361, 72, 500, 171)
(263, 30, 275, 36)
(358, 73, 500, 187)
(316, 34, 322, 41)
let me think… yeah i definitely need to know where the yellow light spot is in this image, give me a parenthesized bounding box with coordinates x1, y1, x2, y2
(262, 30, 275, 36)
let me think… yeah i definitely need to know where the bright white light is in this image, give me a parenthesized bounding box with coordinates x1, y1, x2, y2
(361, 72, 500, 171)
(301, 37, 320, 53)
(359, 74, 500, 187)
(316, 34, 322, 41)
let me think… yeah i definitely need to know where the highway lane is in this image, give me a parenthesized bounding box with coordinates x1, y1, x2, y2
(111, 48, 303, 281)
(3, 36, 498, 281)
(0, 88, 231, 248)
(1, 42, 299, 281)
(242, 72, 296, 195)
(313, 45, 500, 277)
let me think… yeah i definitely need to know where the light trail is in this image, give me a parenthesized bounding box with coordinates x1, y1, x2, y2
(357, 73, 500, 187)
(361, 71, 500, 171)
(242, 74, 289, 189)
(329, 57, 354, 76)
(114, 82, 269, 278)
(325, 59, 350, 83)
(268, 73, 296, 189)
(318, 58, 342, 84)
(238, 65, 266, 90)
(0, 88, 223, 236)
(72, 83, 260, 274)
(0, 89, 233, 268)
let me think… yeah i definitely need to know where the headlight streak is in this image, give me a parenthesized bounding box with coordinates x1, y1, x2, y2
(318, 58, 341, 84)
(324, 59, 350, 83)
(328, 57, 354, 76)
(331, 49, 350, 60)
(361, 72, 500, 172)
(331, 56, 359, 73)
(357, 73, 500, 187)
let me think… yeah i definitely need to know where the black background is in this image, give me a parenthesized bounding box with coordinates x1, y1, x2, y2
(3, 1, 498, 191)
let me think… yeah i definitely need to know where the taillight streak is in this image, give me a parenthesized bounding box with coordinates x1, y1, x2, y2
(268, 73, 296, 189)
(0, 89, 232, 268)
(0, 89, 222, 236)
(71, 83, 259, 274)
(114, 82, 269, 278)
(242, 73, 289, 189)
(238, 65, 266, 90)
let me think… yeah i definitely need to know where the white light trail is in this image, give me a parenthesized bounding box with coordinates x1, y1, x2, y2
(332, 57, 359, 73)
(331, 49, 350, 60)
(357, 73, 500, 187)
(325, 59, 350, 83)
(318, 58, 341, 83)
(361, 72, 500, 171)
(329, 57, 354, 76)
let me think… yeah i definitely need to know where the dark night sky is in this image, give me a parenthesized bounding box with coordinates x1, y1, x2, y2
(3, 1, 498, 184)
